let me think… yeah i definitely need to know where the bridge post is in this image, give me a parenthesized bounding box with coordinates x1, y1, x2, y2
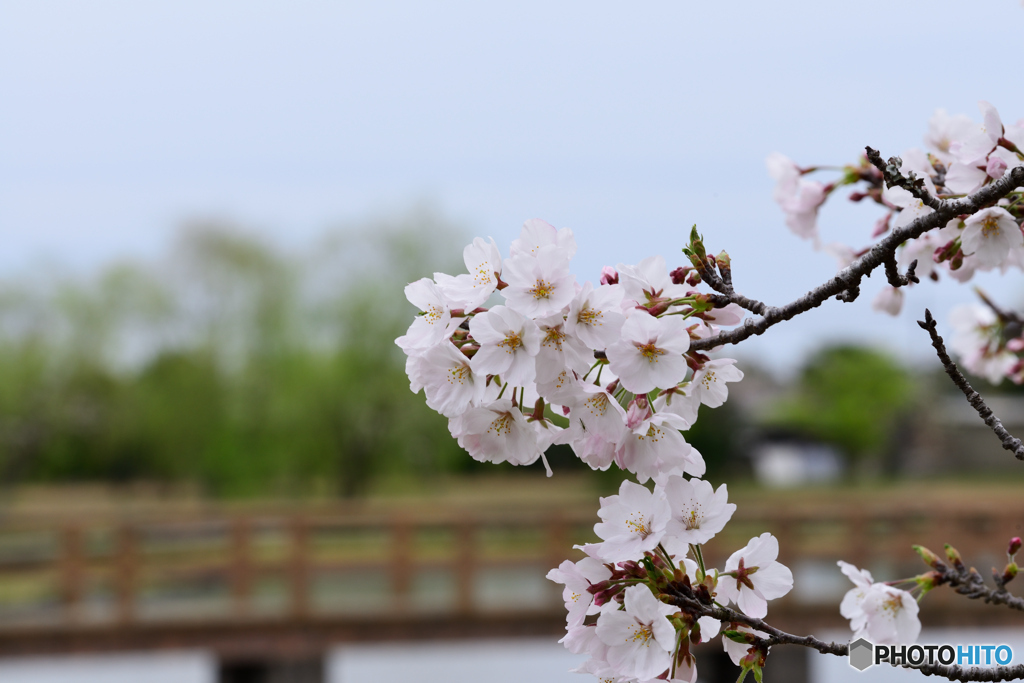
(391, 519, 413, 607)
(289, 516, 309, 618)
(230, 517, 252, 618)
(115, 525, 137, 623)
(455, 520, 475, 614)
(545, 512, 566, 585)
(60, 525, 83, 622)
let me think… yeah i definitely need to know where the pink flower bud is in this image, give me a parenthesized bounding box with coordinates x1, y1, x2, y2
(1009, 537, 1022, 557)
(625, 397, 651, 429)
(600, 266, 619, 286)
(986, 155, 1008, 179)
(669, 266, 690, 285)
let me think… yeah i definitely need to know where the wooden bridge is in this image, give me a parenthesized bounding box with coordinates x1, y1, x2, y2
(0, 486, 1021, 670)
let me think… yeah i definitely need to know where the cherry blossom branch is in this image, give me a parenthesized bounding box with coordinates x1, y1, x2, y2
(865, 146, 943, 211)
(935, 562, 1024, 613)
(909, 662, 1024, 682)
(917, 308, 1024, 460)
(667, 587, 1024, 681)
(918, 544, 1024, 613)
(688, 244, 772, 317)
(690, 162, 1024, 352)
(664, 587, 848, 657)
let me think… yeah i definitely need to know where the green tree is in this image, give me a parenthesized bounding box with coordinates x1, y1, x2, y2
(767, 345, 915, 473)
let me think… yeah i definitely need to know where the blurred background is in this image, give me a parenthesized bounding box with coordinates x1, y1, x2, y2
(1, 1, 1024, 682)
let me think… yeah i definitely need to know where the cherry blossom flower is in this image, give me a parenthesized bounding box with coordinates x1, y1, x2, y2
(561, 620, 608, 657)
(702, 303, 745, 328)
(408, 342, 488, 417)
(449, 398, 554, 469)
(595, 585, 677, 681)
(509, 218, 577, 259)
(546, 556, 613, 627)
(837, 560, 874, 635)
(660, 476, 736, 551)
(652, 384, 699, 429)
(960, 207, 1023, 269)
(717, 533, 793, 619)
(568, 430, 620, 471)
(949, 304, 1017, 383)
(618, 412, 703, 483)
(838, 561, 920, 644)
(568, 380, 629, 442)
(501, 245, 576, 318)
(690, 358, 743, 408)
(435, 237, 503, 310)
(898, 233, 940, 280)
(590, 480, 672, 563)
(766, 152, 800, 204)
(924, 108, 976, 163)
(572, 657, 625, 683)
(950, 100, 1002, 166)
(987, 155, 1009, 179)
(563, 381, 629, 470)
(883, 185, 934, 231)
(535, 367, 584, 408)
(565, 281, 627, 351)
(944, 160, 989, 195)
(395, 278, 463, 353)
(615, 255, 687, 307)
(468, 305, 540, 386)
(945, 102, 1017, 194)
(871, 287, 904, 316)
(533, 313, 592, 383)
(606, 312, 691, 394)
(767, 152, 826, 241)
(857, 585, 921, 645)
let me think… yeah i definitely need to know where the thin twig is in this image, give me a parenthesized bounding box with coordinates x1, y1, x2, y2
(935, 562, 1024, 612)
(666, 586, 1024, 681)
(917, 308, 1024, 460)
(885, 254, 920, 287)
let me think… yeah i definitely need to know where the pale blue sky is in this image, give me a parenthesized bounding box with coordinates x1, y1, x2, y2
(1, 0, 1022, 371)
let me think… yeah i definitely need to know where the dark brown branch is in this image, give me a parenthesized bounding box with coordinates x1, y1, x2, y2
(665, 588, 848, 657)
(936, 562, 1024, 612)
(690, 163, 1024, 352)
(865, 146, 944, 211)
(917, 308, 1024, 460)
(885, 254, 920, 287)
(910, 662, 1024, 682)
(666, 587, 1024, 681)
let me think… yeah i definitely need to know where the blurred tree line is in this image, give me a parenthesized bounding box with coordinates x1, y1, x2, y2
(0, 212, 477, 497)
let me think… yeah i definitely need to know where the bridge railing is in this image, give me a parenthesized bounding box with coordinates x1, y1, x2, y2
(0, 496, 1020, 629)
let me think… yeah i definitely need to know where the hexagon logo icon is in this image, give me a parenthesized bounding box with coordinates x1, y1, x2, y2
(849, 638, 874, 671)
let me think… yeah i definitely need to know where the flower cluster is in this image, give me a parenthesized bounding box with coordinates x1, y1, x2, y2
(548, 478, 793, 683)
(769, 102, 1024, 384)
(397, 220, 745, 480)
(947, 303, 1024, 384)
(396, 213, 1012, 680)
